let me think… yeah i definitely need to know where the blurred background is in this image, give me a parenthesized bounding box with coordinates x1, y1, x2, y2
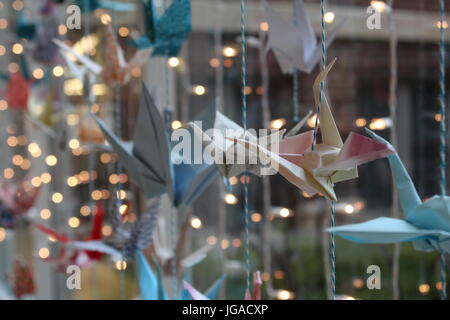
(0, 0, 448, 300)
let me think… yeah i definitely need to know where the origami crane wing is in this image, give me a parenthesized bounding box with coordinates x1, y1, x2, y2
(326, 217, 449, 244)
(53, 39, 102, 75)
(92, 114, 167, 198)
(302, 19, 346, 74)
(233, 137, 330, 198)
(365, 128, 422, 216)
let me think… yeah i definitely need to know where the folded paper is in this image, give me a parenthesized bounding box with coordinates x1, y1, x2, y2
(92, 86, 218, 207)
(234, 59, 394, 200)
(327, 129, 450, 254)
(264, 0, 345, 74)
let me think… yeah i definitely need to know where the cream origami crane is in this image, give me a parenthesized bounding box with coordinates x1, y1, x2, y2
(53, 23, 151, 86)
(187, 108, 311, 178)
(234, 59, 394, 201)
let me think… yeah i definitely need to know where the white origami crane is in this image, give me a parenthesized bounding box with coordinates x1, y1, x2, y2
(264, 0, 345, 74)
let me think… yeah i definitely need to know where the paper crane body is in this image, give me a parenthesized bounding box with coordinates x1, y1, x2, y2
(234, 59, 394, 200)
(93, 86, 218, 207)
(53, 24, 151, 86)
(264, 0, 345, 74)
(132, 0, 191, 57)
(8, 258, 35, 299)
(188, 108, 312, 179)
(328, 129, 450, 254)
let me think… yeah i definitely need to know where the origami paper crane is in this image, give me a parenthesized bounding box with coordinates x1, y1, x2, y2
(92, 86, 218, 207)
(130, 0, 191, 57)
(183, 270, 262, 300)
(264, 0, 345, 74)
(7, 258, 35, 299)
(1, 55, 48, 110)
(187, 108, 311, 179)
(73, 0, 136, 12)
(0, 179, 40, 229)
(137, 250, 225, 300)
(233, 59, 394, 201)
(327, 129, 450, 254)
(34, 202, 107, 269)
(53, 24, 151, 86)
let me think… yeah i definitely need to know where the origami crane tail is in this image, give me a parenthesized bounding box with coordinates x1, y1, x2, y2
(52, 38, 102, 75)
(182, 281, 210, 300)
(365, 129, 422, 216)
(34, 224, 71, 243)
(204, 275, 227, 300)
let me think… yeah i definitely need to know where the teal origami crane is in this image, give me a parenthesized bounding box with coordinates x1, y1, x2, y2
(92, 85, 218, 207)
(130, 0, 191, 57)
(136, 250, 225, 300)
(327, 129, 450, 254)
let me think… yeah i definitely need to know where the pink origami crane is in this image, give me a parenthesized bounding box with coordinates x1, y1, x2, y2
(183, 271, 262, 300)
(234, 58, 394, 201)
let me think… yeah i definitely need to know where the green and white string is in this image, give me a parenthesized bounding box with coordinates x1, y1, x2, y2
(310, 0, 335, 300)
(240, 0, 251, 292)
(292, 0, 300, 122)
(438, 0, 447, 301)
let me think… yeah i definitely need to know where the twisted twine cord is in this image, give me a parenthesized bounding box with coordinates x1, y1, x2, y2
(240, 0, 251, 292)
(439, 0, 447, 300)
(312, 0, 326, 151)
(292, 0, 300, 122)
(330, 201, 336, 299)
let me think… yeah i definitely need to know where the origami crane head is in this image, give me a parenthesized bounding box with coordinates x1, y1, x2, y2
(264, 0, 345, 74)
(92, 86, 218, 207)
(328, 129, 450, 254)
(234, 59, 394, 200)
(131, 0, 191, 57)
(137, 250, 225, 300)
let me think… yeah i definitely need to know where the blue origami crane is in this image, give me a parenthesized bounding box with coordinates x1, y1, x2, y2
(136, 250, 225, 300)
(130, 0, 191, 57)
(327, 129, 450, 254)
(92, 85, 218, 208)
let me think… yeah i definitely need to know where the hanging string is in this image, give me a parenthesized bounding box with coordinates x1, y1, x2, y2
(110, 1, 126, 300)
(258, 2, 275, 295)
(310, 0, 335, 300)
(292, 0, 300, 122)
(311, 0, 326, 150)
(386, 0, 400, 300)
(240, 0, 251, 292)
(438, 0, 447, 300)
